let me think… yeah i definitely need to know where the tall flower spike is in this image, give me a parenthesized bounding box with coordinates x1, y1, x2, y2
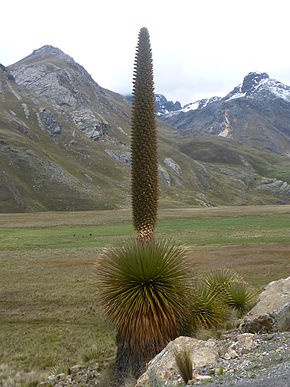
(131, 27, 158, 243)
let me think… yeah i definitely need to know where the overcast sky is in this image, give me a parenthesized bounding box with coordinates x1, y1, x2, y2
(1, 0, 289, 105)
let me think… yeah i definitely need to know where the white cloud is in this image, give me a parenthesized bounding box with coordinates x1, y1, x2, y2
(1, 0, 289, 104)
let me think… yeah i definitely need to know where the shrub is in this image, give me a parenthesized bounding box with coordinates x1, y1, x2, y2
(81, 343, 107, 363)
(174, 347, 193, 385)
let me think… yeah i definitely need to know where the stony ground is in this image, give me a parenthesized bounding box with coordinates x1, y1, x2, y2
(39, 331, 290, 386)
(39, 363, 102, 386)
(195, 331, 290, 387)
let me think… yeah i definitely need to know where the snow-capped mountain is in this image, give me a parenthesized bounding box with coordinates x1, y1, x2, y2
(126, 94, 182, 115)
(223, 72, 290, 103)
(1, 46, 290, 213)
(160, 72, 290, 154)
(154, 94, 181, 115)
(167, 96, 221, 116)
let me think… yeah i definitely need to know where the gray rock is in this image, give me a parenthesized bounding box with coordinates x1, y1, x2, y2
(257, 178, 290, 194)
(136, 336, 219, 386)
(72, 109, 108, 140)
(164, 157, 181, 175)
(223, 333, 256, 359)
(239, 156, 252, 169)
(158, 165, 171, 186)
(105, 149, 131, 165)
(37, 108, 61, 135)
(153, 93, 182, 115)
(70, 364, 83, 374)
(240, 276, 290, 333)
(21, 103, 30, 119)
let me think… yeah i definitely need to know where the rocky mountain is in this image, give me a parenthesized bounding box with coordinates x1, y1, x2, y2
(161, 72, 290, 155)
(126, 93, 182, 116)
(1, 48, 290, 212)
(154, 94, 182, 115)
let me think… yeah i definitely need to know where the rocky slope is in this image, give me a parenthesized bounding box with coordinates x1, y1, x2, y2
(135, 332, 290, 387)
(37, 332, 290, 386)
(1, 48, 290, 212)
(161, 72, 290, 155)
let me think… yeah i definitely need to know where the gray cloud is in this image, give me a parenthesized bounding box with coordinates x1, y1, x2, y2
(1, 0, 289, 106)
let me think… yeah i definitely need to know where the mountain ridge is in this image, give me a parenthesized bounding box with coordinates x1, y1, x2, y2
(159, 72, 290, 155)
(1, 46, 290, 212)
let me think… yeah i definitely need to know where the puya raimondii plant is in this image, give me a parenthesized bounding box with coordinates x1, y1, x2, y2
(131, 27, 158, 243)
(96, 27, 191, 379)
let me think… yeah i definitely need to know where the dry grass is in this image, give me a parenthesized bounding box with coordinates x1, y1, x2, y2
(0, 205, 289, 385)
(189, 243, 290, 289)
(1, 204, 290, 227)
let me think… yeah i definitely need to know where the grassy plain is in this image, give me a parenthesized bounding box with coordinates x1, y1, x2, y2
(0, 205, 290, 385)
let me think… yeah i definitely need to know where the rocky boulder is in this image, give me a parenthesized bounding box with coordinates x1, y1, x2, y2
(37, 108, 61, 135)
(136, 336, 219, 386)
(240, 276, 290, 333)
(136, 332, 260, 386)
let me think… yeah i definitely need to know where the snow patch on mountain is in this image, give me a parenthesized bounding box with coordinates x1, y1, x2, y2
(181, 101, 200, 112)
(164, 96, 221, 117)
(266, 80, 290, 102)
(154, 94, 181, 116)
(225, 89, 246, 101)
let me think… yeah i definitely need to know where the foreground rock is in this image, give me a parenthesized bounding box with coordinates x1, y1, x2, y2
(136, 336, 220, 386)
(136, 331, 290, 386)
(136, 333, 257, 386)
(240, 276, 290, 333)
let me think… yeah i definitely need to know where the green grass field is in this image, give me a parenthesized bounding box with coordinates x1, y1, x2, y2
(0, 205, 290, 385)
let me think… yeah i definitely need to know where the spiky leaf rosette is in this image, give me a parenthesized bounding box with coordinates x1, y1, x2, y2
(226, 282, 257, 315)
(184, 286, 226, 334)
(203, 269, 244, 300)
(131, 27, 158, 242)
(96, 239, 191, 358)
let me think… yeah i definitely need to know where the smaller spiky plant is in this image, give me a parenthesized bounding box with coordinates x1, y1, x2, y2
(226, 282, 257, 315)
(185, 286, 226, 334)
(203, 269, 243, 300)
(174, 347, 193, 385)
(184, 270, 257, 335)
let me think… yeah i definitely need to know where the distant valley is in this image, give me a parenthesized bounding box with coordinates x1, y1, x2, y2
(0, 46, 290, 212)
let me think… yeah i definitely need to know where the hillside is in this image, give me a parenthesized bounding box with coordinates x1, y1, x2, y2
(0, 47, 290, 212)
